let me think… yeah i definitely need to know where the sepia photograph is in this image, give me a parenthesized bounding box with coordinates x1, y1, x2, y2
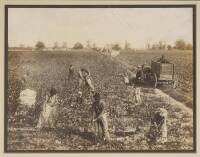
(5, 5, 196, 152)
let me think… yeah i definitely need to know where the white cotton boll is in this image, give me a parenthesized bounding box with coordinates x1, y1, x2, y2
(19, 89, 37, 107)
(124, 76, 129, 84)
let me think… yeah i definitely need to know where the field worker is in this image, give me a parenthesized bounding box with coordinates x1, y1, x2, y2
(134, 87, 142, 104)
(68, 64, 75, 81)
(36, 87, 61, 129)
(147, 108, 168, 143)
(157, 55, 169, 63)
(92, 92, 110, 143)
(78, 68, 95, 96)
(21, 71, 30, 89)
(141, 64, 145, 81)
(124, 74, 130, 85)
(76, 91, 83, 104)
(135, 65, 142, 83)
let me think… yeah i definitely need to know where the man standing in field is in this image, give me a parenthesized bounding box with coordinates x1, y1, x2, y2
(68, 64, 75, 81)
(91, 92, 110, 143)
(78, 68, 95, 97)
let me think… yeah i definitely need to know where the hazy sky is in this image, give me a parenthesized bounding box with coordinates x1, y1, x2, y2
(8, 8, 193, 48)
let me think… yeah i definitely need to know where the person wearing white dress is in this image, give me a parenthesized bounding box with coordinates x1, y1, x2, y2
(36, 87, 59, 129)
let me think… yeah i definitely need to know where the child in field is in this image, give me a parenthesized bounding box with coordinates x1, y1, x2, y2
(133, 87, 142, 104)
(36, 87, 60, 129)
(76, 91, 83, 104)
(91, 92, 110, 143)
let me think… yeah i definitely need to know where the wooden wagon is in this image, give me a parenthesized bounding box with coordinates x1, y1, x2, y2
(135, 55, 177, 88)
(151, 59, 176, 88)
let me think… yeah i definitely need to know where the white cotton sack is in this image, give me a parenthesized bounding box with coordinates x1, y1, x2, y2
(111, 50, 120, 57)
(19, 89, 36, 107)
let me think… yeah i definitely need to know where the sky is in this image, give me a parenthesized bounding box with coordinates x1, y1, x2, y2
(8, 8, 193, 49)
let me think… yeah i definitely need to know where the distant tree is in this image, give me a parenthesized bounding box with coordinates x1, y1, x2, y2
(167, 45, 172, 50)
(35, 41, 45, 50)
(124, 41, 131, 50)
(152, 44, 159, 50)
(20, 44, 25, 48)
(62, 42, 67, 48)
(73, 42, 84, 49)
(174, 39, 186, 50)
(145, 40, 151, 50)
(86, 40, 91, 49)
(91, 43, 98, 51)
(186, 43, 193, 50)
(112, 43, 122, 51)
(92, 43, 96, 49)
(147, 43, 151, 50)
(53, 42, 59, 49)
(163, 41, 167, 50)
(158, 41, 166, 50)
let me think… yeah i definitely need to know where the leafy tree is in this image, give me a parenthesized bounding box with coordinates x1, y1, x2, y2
(62, 42, 67, 48)
(174, 39, 186, 50)
(158, 41, 166, 50)
(167, 45, 172, 50)
(86, 40, 91, 48)
(151, 44, 157, 50)
(112, 43, 121, 51)
(124, 41, 131, 50)
(92, 43, 96, 49)
(20, 44, 25, 48)
(186, 43, 193, 50)
(73, 42, 84, 49)
(53, 42, 59, 49)
(35, 41, 45, 50)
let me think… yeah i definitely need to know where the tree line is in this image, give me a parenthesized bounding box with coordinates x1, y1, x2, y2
(12, 39, 192, 51)
(148, 39, 192, 50)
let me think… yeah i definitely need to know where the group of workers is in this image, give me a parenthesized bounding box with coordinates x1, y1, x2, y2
(36, 64, 110, 143)
(19, 62, 168, 145)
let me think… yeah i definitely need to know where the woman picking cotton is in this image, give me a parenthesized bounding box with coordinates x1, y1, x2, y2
(36, 87, 62, 129)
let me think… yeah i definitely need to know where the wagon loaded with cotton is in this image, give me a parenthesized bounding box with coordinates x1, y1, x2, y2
(135, 55, 177, 88)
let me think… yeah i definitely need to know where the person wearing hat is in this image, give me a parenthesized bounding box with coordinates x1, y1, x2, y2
(68, 64, 75, 81)
(78, 68, 95, 97)
(92, 92, 110, 143)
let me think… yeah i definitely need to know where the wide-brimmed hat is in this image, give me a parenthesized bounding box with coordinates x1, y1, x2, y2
(81, 68, 90, 75)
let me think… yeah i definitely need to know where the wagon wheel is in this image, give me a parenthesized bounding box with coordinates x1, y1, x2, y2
(153, 73, 157, 88)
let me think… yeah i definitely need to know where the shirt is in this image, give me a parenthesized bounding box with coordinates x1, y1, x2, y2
(92, 100, 105, 119)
